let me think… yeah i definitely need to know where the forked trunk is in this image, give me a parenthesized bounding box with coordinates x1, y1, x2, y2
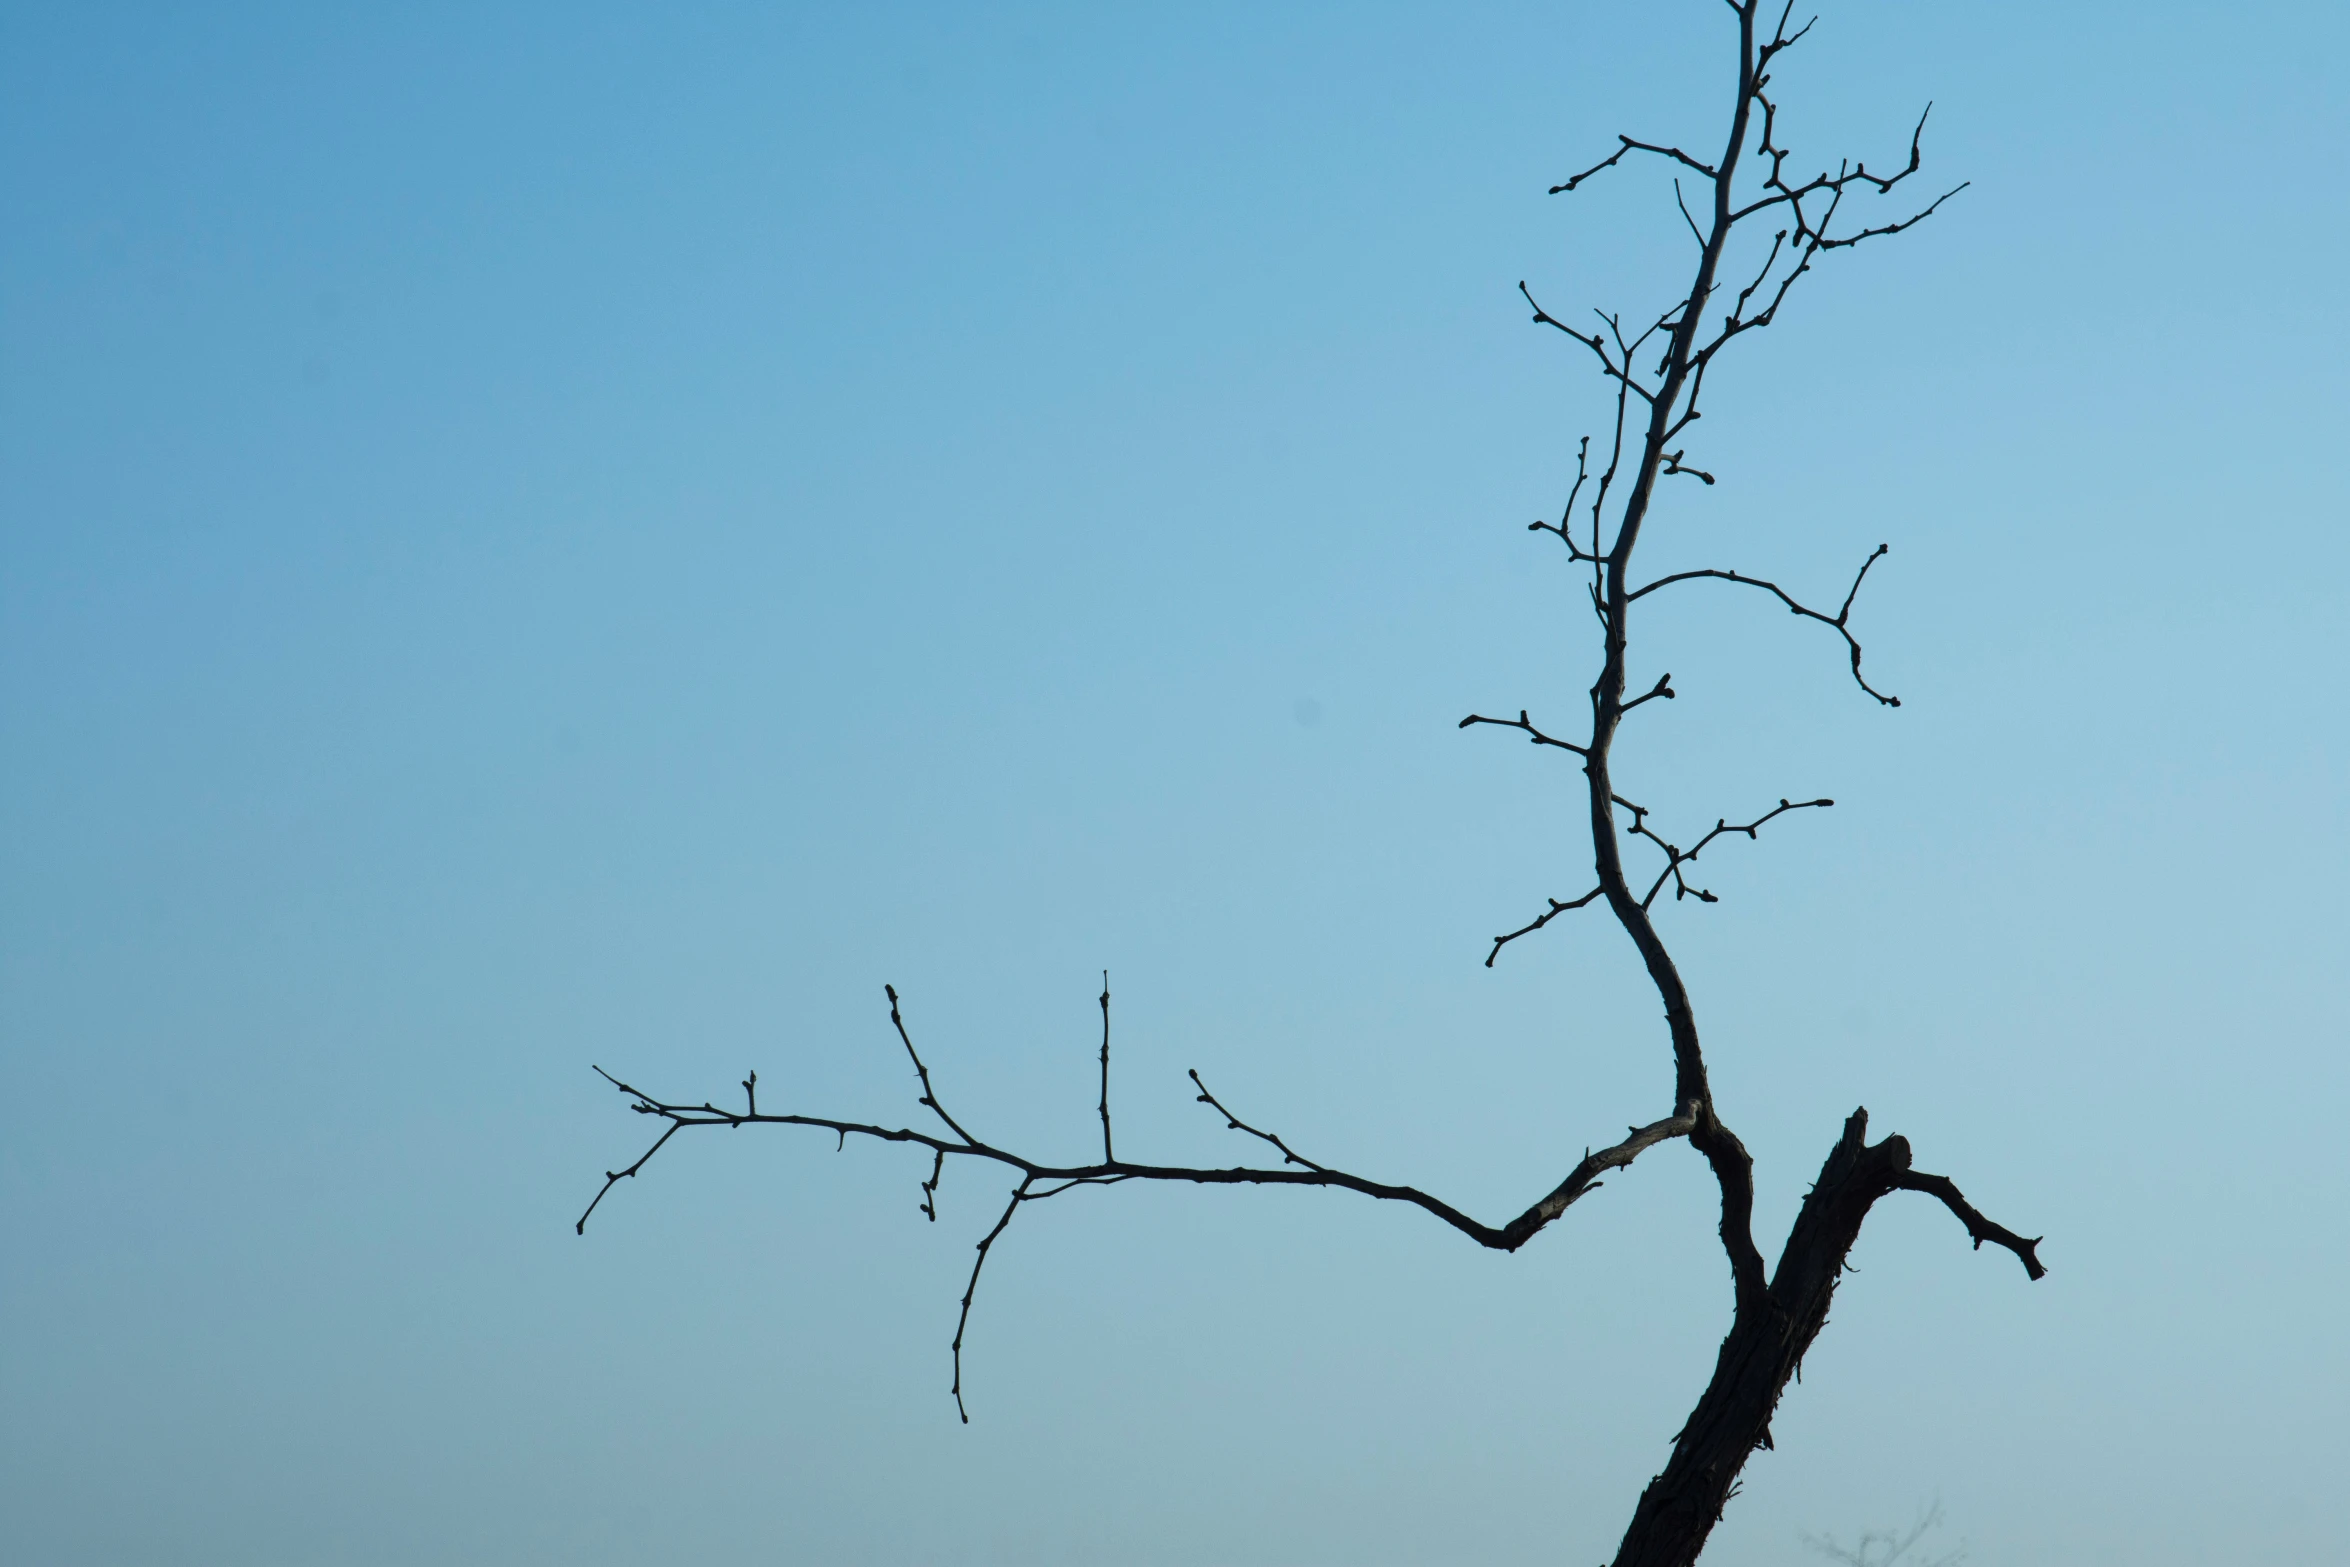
(1610, 1110, 1912, 1567)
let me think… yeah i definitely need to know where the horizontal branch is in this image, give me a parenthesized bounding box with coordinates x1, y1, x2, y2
(1629, 545, 1899, 705)
(1550, 132, 1718, 194)
(580, 1067, 1680, 1256)
(1458, 708, 1588, 756)
(579, 989, 1709, 1413)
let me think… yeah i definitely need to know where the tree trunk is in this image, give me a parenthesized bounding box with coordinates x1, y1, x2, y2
(1609, 1110, 1911, 1567)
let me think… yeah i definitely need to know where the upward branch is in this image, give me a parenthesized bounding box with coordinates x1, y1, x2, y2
(1475, 2, 1969, 1318)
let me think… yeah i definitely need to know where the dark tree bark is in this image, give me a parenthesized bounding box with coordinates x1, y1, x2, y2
(576, 7, 2043, 1564)
(1612, 1112, 2039, 1565)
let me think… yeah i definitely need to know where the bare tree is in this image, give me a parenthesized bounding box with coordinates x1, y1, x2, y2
(577, 6, 2043, 1564)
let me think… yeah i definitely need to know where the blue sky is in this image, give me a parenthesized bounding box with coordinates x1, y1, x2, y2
(3, 3, 2345, 1563)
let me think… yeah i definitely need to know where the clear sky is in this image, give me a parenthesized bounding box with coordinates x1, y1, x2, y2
(3, 3, 2344, 1564)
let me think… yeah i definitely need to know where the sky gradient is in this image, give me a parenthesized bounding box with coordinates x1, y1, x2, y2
(4, 3, 2346, 1564)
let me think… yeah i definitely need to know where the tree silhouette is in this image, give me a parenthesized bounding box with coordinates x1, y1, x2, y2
(577, 6, 2043, 1563)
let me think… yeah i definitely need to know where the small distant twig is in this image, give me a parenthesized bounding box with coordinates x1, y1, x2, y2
(1802, 1498, 1966, 1567)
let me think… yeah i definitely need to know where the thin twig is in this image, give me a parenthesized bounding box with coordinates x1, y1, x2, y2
(1486, 887, 1605, 967)
(1629, 546, 1899, 705)
(888, 984, 981, 1144)
(952, 1180, 1030, 1422)
(1458, 708, 1589, 756)
(1097, 971, 1114, 1164)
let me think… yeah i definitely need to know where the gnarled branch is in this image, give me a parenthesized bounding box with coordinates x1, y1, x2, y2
(1894, 1169, 2047, 1280)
